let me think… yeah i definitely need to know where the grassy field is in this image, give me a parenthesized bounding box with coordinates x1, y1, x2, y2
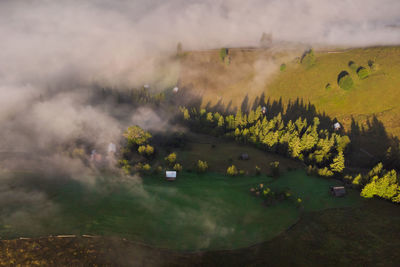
(180, 46, 400, 137)
(169, 132, 303, 175)
(0, 170, 360, 251)
(2, 191, 398, 266)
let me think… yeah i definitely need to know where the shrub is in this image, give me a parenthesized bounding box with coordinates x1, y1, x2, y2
(138, 144, 154, 156)
(133, 163, 143, 172)
(239, 170, 245, 175)
(280, 63, 286, 71)
(325, 83, 331, 90)
(368, 60, 378, 71)
(142, 164, 151, 172)
(357, 67, 369, 79)
(154, 166, 163, 174)
(338, 71, 354, 90)
(123, 126, 152, 145)
(317, 167, 334, 177)
(219, 48, 228, 62)
(255, 165, 261, 175)
(197, 160, 208, 173)
(173, 163, 182, 172)
(270, 161, 280, 177)
(301, 49, 315, 68)
(348, 61, 358, 72)
(165, 152, 177, 165)
(227, 165, 238, 176)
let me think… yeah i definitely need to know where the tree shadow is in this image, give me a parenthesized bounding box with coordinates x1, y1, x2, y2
(337, 71, 349, 84)
(348, 115, 400, 170)
(175, 90, 400, 171)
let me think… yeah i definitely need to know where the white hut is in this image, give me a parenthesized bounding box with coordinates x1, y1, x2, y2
(334, 122, 341, 131)
(173, 87, 179, 93)
(144, 84, 150, 89)
(165, 171, 177, 181)
(262, 106, 267, 115)
(108, 143, 116, 154)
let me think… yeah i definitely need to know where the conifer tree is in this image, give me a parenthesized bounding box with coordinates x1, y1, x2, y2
(206, 112, 213, 122)
(330, 151, 345, 173)
(218, 116, 225, 127)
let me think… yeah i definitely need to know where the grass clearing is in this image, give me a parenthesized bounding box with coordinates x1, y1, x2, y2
(0, 170, 361, 251)
(174, 133, 302, 175)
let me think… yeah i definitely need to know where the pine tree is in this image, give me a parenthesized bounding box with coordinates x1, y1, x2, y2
(218, 116, 225, 127)
(248, 110, 255, 124)
(288, 134, 302, 158)
(375, 170, 398, 200)
(330, 151, 345, 173)
(227, 165, 238, 176)
(206, 112, 213, 122)
(235, 108, 243, 127)
(361, 177, 377, 198)
(183, 109, 190, 120)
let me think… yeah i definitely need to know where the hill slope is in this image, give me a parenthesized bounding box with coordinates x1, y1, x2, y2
(179, 46, 400, 137)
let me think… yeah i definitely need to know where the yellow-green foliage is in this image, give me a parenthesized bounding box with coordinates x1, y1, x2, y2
(361, 169, 399, 201)
(317, 167, 333, 177)
(197, 160, 208, 173)
(301, 49, 315, 68)
(338, 72, 354, 90)
(206, 112, 213, 122)
(219, 48, 227, 62)
(180, 107, 190, 120)
(138, 144, 154, 156)
(265, 47, 400, 138)
(123, 126, 152, 145)
(352, 174, 362, 186)
(142, 164, 151, 171)
(173, 163, 182, 172)
(255, 165, 261, 175)
(330, 151, 345, 173)
(165, 153, 177, 165)
(270, 161, 280, 177)
(227, 165, 238, 176)
(263, 187, 271, 195)
(357, 67, 369, 79)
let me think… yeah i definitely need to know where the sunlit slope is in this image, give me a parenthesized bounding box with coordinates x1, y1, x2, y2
(267, 46, 400, 136)
(179, 48, 296, 108)
(180, 46, 400, 136)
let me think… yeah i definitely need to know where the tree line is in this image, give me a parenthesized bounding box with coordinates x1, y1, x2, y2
(179, 105, 400, 204)
(180, 105, 348, 176)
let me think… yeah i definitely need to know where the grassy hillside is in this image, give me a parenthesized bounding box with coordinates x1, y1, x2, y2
(180, 46, 400, 137)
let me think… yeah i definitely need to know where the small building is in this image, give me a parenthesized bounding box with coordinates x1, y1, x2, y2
(333, 122, 341, 131)
(173, 86, 179, 93)
(239, 153, 249, 160)
(143, 84, 150, 89)
(262, 106, 267, 115)
(108, 143, 116, 154)
(330, 186, 346, 197)
(165, 171, 177, 181)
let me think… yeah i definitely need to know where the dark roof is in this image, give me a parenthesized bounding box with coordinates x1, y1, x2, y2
(330, 186, 346, 196)
(240, 153, 249, 160)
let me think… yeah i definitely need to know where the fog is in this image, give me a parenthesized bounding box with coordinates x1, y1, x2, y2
(0, 0, 399, 246)
(1, 0, 399, 155)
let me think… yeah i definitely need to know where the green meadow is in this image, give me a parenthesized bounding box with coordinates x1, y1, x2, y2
(0, 171, 361, 251)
